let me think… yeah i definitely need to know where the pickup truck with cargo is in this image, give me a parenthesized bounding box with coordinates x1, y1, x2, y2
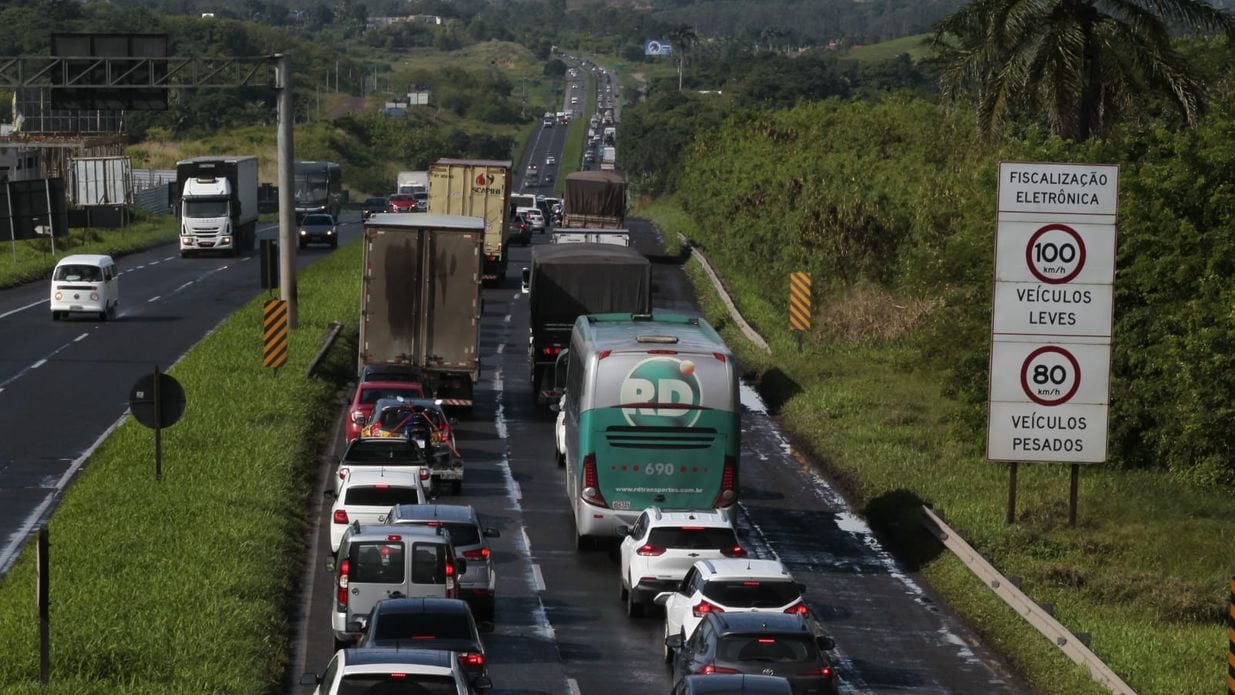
(428, 159, 511, 287)
(524, 243, 651, 404)
(358, 214, 485, 409)
(175, 155, 259, 257)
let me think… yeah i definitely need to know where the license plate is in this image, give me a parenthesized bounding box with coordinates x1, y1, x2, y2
(200, 241, 214, 247)
(70, 305, 83, 311)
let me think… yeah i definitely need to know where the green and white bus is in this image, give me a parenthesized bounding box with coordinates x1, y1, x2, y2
(557, 312, 740, 546)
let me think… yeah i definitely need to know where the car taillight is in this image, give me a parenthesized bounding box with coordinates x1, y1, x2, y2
(701, 664, 739, 674)
(338, 467, 349, 481)
(721, 545, 746, 558)
(636, 544, 665, 556)
(333, 509, 349, 524)
(463, 548, 490, 559)
(458, 652, 485, 667)
(712, 455, 738, 508)
(581, 454, 606, 506)
(692, 600, 724, 617)
(337, 559, 350, 607)
(420, 468, 429, 481)
(784, 601, 810, 615)
(800, 666, 834, 677)
(446, 562, 455, 577)
(542, 346, 562, 356)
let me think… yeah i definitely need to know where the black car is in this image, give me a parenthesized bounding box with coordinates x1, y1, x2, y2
(362, 197, 388, 220)
(671, 674, 793, 694)
(668, 613, 838, 695)
(508, 212, 532, 247)
(354, 598, 490, 686)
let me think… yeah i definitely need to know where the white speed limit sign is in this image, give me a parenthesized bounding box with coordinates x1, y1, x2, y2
(989, 341, 1111, 406)
(995, 221, 1115, 285)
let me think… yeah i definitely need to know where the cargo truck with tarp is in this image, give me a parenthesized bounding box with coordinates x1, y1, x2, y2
(524, 243, 651, 404)
(562, 170, 625, 229)
(358, 213, 484, 408)
(428, 159, 511, 286)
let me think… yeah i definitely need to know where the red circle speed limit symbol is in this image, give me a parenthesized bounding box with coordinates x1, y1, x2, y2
(1025, 224, 1087, 284)
(1019, 346, 1082, 406)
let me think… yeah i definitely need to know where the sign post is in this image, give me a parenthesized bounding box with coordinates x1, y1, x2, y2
(789, 272, 811, 353)
(127, 366, 187, 481)
(987, 162, 1118, 526)
(263, 299, 289, 370)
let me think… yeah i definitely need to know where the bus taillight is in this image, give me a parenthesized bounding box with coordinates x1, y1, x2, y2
(581, 453, 607, 507)
(713, 455, 738, 508)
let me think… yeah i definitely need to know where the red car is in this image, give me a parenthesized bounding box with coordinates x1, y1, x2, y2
(386, 194, 419, 213)
(346, 380, 427, 442)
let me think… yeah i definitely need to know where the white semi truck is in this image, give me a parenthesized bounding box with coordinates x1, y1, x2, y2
(175, 156, 259, 257)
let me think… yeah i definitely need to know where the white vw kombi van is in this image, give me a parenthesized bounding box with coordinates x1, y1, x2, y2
(50, 254, 119, 321)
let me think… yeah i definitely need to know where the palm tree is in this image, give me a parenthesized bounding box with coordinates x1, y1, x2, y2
(928, 0, 1235, 140)
(667, 24, 698, 92)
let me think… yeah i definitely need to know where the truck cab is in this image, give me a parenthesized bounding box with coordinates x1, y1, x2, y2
(180, 176, 239, 255)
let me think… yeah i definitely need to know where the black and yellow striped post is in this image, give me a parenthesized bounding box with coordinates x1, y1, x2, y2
(1228, 576, 1235, 695)
(789, 272, 812, 353)
(263, 299, 289, 370)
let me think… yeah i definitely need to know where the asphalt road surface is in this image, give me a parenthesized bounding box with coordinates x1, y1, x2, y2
(0, 216, 366, 576)
(295, 215, 1032, 693)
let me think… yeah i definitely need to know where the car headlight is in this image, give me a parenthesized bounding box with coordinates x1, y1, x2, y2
(298, 229, 306, 236)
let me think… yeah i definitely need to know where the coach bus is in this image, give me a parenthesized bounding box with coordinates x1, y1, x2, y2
(556, 312, 740, 548)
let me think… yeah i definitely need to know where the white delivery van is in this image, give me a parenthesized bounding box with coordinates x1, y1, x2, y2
(50, 254, 119, 321)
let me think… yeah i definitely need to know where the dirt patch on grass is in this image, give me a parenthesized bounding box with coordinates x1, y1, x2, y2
(814, 283, 937, 344)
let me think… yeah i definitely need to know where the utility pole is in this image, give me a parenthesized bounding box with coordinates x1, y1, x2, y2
(335, 60, 339, 92)
(275, 53, 298, 328)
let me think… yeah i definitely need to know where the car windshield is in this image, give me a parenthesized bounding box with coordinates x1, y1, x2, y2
(345, 440, 426, 463)
(337, 674, 458, 694)
(717, 635, 817, 663)
(344, 486, 422, 507)
(360, 387, 426, 405)
(397, 521, 479, 546)
(303, 215, 333, 226)
(54, 264, 101, 282)
(373, 613, 474, 643)
(647, 527, 738, 550)
(702, 580, 801, 608)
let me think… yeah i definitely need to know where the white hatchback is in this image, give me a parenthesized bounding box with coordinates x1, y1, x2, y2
(655, 558, 809, 661)
(617, 508, 746, 617)
(328, 469, 428, 552)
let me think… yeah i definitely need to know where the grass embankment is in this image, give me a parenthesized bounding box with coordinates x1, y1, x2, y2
(843, 33, 933, 63)
(0, 216, 179, 290)
(554, 65, 596, 197)
(0, 239, 363, 693)
(640, 200, 1233, 695)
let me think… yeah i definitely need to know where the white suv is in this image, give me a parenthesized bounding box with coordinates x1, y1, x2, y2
(300, 647, 490, 694)
(654, 558, 809, 661)
(617, 508, 746, 617)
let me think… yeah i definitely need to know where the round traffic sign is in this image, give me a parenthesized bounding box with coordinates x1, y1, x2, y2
(128, 372, 186, 429)
(1025, 223, 1087, 284)
(1019, 346, 1081, 406)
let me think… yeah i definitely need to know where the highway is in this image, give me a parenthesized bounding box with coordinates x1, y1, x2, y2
(0, 218, 367, 576)
(294, 67, 1032, 692)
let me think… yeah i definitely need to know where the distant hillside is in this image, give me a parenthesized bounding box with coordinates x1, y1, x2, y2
(642, 0, 964, 44)
(844, 33, 933, 63)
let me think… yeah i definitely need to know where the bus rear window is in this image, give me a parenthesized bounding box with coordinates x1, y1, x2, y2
(647, 527, 738, 550)
(349, 542, 405, 583)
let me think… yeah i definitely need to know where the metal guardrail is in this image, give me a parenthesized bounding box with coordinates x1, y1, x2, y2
(675, 231, 771, 354)
(306, 321, 343, 379)
(920, 506, 1137, 694)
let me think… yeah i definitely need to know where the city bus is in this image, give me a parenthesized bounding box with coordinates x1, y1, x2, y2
(556, 312, 740, 548)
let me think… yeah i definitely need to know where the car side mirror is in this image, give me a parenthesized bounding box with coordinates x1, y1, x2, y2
(351, 413, 365, 425)
(653, 591, 672, 606)
(299, 672, 321, 686)
(478, 620, 495, 634)
(665, 634, 684, 649)
(549, 401, 561, 413)
(325, 558, 336, 572)
(449, 418, 458, 426)
(483, 527, 501, 538)
(473, 676, 493, 691)
(615, 525, 630, 537)
(348, 616, 367, 633)
(521, 268, 531, 294)
(797, 582, 808, 594)
(323, 489, 336, 499)
(816, 636, 835, 651)
(455, 559, 467, 575)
